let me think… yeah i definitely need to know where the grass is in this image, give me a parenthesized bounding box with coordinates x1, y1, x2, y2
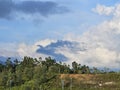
(1, 73, 120, 90)
(59, 73, 120, 90)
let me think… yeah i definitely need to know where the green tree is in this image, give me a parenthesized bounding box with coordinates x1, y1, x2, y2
(72, 61, 78, 73)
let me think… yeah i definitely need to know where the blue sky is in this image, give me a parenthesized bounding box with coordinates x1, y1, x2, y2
(1, 0, 120, 68)
(0, 0, 118, 43)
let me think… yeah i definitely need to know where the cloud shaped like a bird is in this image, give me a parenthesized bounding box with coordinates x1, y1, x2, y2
(36, 40, 77, 61)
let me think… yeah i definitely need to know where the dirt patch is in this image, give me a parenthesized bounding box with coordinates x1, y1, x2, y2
(60, 74, 96, 81)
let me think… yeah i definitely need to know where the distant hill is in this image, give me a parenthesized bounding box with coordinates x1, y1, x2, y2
(0, 56, 17, 64)
(0, 56, 7, 64)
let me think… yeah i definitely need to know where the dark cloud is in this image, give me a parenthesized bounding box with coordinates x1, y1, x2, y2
(0, 0, 13, 19)
(0, 0, 69, 20)
(36, 40, 78, 61)
(15, 1, 68, 16)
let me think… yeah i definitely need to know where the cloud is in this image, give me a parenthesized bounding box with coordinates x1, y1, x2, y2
(35, 39, 56, 47)
(0, 0, 13, 19)
(0, 39, 57, 60)
(36, 40, 78, 61)
(92, 4, 120, 18)
(0, 43, 19, 57)
(92, 4, 114, 16)
(0, 0, 68, 20)
(17, 43, 44, 58)
(17, 39, 57, 58)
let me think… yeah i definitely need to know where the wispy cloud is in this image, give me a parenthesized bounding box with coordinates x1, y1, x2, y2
(0, 0, 69, 20)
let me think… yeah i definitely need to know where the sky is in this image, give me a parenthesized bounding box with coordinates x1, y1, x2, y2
(1, 0, 120, 69)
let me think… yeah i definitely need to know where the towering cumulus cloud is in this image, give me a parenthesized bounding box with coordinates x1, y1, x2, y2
(61, 4, 120, 68)
(0, 0, 68, 20)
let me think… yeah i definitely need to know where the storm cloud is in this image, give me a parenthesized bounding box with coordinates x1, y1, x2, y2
(0, 0, 68, 20)
(0, 0, 13, 19)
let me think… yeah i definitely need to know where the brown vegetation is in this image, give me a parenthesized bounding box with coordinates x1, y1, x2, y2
(60, 74, 95, 81)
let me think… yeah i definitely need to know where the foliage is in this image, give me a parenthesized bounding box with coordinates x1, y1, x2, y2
(0, 56, 119, 90)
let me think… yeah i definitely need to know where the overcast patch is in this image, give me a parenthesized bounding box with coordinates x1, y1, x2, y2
(0, 0, 69, 20)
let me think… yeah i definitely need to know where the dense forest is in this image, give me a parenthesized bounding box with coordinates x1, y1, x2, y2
(0, 56, 119, 90)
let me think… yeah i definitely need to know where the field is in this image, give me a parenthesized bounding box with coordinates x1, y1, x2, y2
(2, 73, 120, 90)
(59, 73, 120, 90)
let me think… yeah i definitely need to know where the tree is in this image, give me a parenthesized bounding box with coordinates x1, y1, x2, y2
(5, 58, 13, 69)
(72, 61, 78, 73)
(45, 57, 56, 69)
(20, 56, 36, 68)
(0, 64, 4, 72)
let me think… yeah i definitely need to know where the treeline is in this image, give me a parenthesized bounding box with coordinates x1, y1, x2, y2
(0, 56, 115, 89)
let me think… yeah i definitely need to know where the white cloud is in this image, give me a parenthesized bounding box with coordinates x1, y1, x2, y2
(114, 4, 120, 18)
(92, 4, 120, 18)
(0, 43, 19, 57)
(0, 39, 56, 59)
(35, 39, 56, 47)
(17, 43, 42, 58)
(17, 39, 56, 58)
(92, 4, 114, 16)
